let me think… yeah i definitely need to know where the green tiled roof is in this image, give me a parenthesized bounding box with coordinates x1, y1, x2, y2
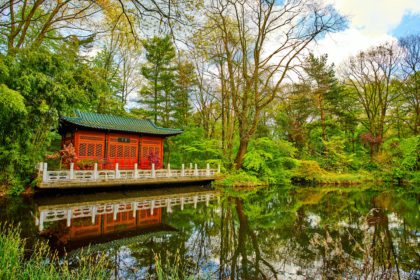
(61, 110, 182, 136)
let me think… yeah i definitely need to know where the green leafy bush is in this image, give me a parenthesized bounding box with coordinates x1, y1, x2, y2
(243, 137, 297, 183)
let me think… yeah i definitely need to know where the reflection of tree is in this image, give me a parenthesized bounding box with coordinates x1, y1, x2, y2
(363, 207, 401, 279)
(56, 187, 419, 279)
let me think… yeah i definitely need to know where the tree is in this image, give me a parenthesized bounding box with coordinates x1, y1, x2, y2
(173, 59, 195, 127)
(1, 0, 100, 54)
(139, 35, 176, 126)
(205, 0, 345, 168)
(302, 53, 339, 142)
(399, 35, 420, 135)
(342, 42, 400, 157)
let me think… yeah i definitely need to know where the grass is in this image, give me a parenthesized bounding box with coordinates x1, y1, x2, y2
(0, 223, 110, 280)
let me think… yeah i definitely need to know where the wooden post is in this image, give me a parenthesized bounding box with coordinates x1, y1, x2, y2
(167, 163, 171, 177)
(167, 198, 172, 213)
(181, 164, 185, 177)
(217, 164, 221, 174)
(93, 163, 98, 180)
(206, 163, 210, 176)
(134, 163, 138, 179)
(194, 195, 198, 208)
(42, 162, 48, 183)
(66, 209, 72, 227)
(113, 204, 118, 220)
(151, 200, 155, 215)
(91, 206, 96, 224)
(70, 162, 74, 180)
(151, 163, 156, 178)
(115, 163, 120, 179)
(194, 164, 198, 176)
(132, 202, 137, 218)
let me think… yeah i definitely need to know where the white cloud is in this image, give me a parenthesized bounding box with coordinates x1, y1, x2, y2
(313, 0, 420, 65)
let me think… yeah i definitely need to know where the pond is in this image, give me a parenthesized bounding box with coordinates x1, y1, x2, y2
(0, 184, 419, 279)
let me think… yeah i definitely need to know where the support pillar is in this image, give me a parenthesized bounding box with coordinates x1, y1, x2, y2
(151, 163, 156, 178)
(181, 164, 185, 177)
(66, 209, 72, 227)
(134, 163, 138, 179)
(70, 162, 74, 180)
(194, 164, 198, 176)
(42, 163, 48, 183)
(115, 163, 120, 179)
(93, 163, 98, 180)
(167, 163, 171, 177)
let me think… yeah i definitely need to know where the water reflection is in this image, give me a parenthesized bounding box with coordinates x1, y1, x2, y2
(1, 185, 419, 279)
(33, 187, 219, 252)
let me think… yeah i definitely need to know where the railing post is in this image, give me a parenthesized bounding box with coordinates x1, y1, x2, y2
(70, 162, 74, 180)
(206, 163, 210, 176)
(42, 162, 48, 183)
(194, 164, 198, 176)
(167, 163, 171, 177)
(181, 164, 185, 177)
(134, 163, 138, 179)
(217, 164, 221, 174)
(93, 163, 98, 180)
(151, 163, 156, 178)
(115, 163, 120, 179)
(66, 209, 72, 227)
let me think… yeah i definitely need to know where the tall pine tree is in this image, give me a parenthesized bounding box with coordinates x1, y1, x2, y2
(139, 36, 176, 126)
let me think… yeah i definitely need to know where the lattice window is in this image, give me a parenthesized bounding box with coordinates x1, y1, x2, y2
(124, 146, 130, 158)
(117, 145, 123, 157)
(87, 144, 95, 156)
(131, 146, 136, 158)
(96, 144, 103, 157)
(79, 143, 87, 156)
(110, 145, 116, 157)
(142, 147, 148, 159)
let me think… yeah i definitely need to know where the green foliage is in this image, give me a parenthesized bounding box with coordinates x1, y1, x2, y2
(399, 136, 420, 171)
(166, 126, 222, 168)
(321, 136, 354, 171)
(0, 223, 110, 279)
(215, 170, 262, 188)
(140, 36, 177, 126)
(0, 45, 124, 193)
(243, 137, 297, 183)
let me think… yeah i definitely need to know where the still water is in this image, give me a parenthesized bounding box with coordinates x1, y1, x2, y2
(0, 184, 419, 279)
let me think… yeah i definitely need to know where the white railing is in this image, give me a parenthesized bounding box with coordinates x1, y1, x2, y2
(39, 162, 221, 184)
(35, 191, 219, 231)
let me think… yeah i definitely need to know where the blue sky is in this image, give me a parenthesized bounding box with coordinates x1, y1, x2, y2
(391, 13, 420, 37)
(313, 0, 420, 65)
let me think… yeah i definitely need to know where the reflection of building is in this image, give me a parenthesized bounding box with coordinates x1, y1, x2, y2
(35, 188, 218, 251)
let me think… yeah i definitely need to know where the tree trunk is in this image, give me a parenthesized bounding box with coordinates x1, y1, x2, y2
(234, 137, 249, 169)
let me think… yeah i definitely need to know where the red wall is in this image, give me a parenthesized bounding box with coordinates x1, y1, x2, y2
(64, 130, 164, 170)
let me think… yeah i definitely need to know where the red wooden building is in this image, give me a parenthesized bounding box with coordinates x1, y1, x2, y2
(59, 110, 182, 170)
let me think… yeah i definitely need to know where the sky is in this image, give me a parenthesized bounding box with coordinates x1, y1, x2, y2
(314, 0, 420, 66)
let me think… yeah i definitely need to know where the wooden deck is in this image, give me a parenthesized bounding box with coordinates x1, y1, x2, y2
(37, 162, 220, 190)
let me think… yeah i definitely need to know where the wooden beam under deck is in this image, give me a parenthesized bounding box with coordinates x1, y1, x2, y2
(38, 176, 216, 190)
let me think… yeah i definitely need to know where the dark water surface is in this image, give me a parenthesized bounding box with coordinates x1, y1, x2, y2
(0, 184, 419, 279)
